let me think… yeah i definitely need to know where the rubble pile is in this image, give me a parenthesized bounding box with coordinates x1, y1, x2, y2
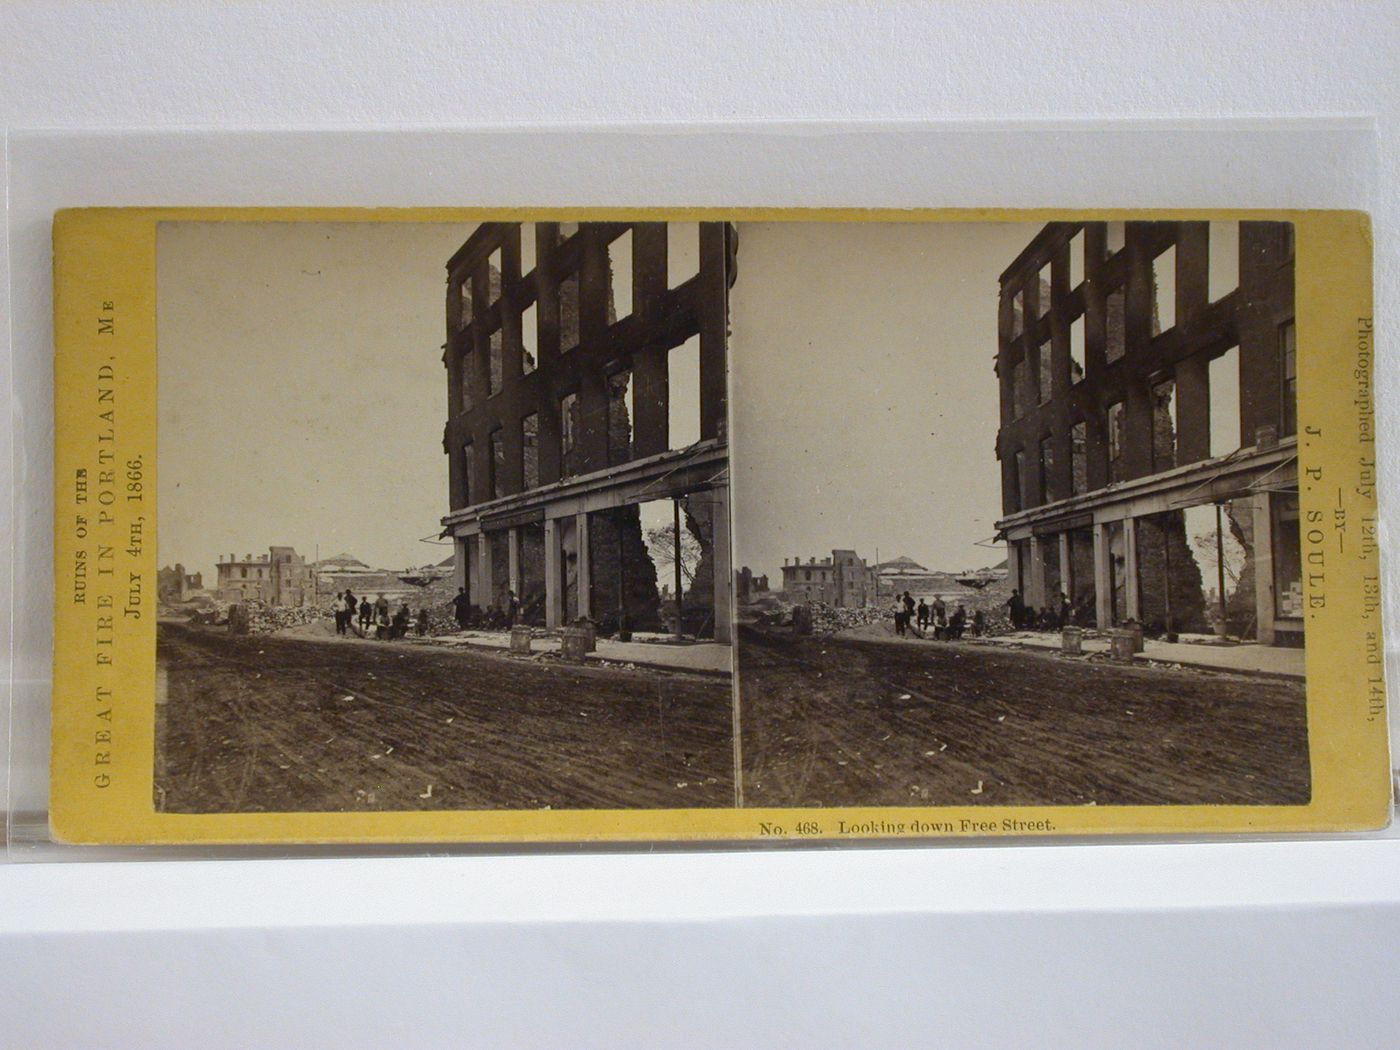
(807, 603, 887, 634)
(242, 600, 329, 634)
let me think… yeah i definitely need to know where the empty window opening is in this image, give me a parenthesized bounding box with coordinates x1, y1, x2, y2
(457, 279, 472, 331)
(519, 223, 536, 278)
(1280, 321, 1297, 436)
(1038, 265, 1051, 318)
(1038, 436, 1055, 504)
(1208, 221, 1239, 303)
(1106, 289, 1126, 362)
(488, 530, 511, 613)
(1209, 346, 1241, 457)
(1069, 229, 1085, 288)
(1070, 421, 1088, 496)
(560, 392, 581, 478)
(607, 368, 634, 465)
(1151, 378, 1178, 472)
(489, 428, 505, 500)
(461, 442, 475, 506)
(1183, 501, 1254, 639)
(610, 230, 634, 320)
(638, 496, 714, 637)
(487, 248, 503, 303)
(521, 413, 539, 490)
(557, 221, 579, 241)
(587, 505, 663, 635)
(1014, 450, 1027, 512)
(668, 335, 702, 450)
(1152, 245, 1176, 334)
(1106, 520, 1127, 626)
(667, 222, 700, 290)
(1038, 339, 1053, 403)
(521, 302, 538, 373)
(1012, 354, 1033, 419)
(1105, 221, 1126, 254)
(1069, 315, 1085, 383)
(488, 328, 503, 395)
(1272, 496, 1303, 620)
(559, 272, 580, 351)
(459, 350, 474, 413)
(1011, 289, 1024, 339)
(1068, 527, 1097, 626)
(1107, 400, 1126, 483)
(1134, 509, 1210, 637)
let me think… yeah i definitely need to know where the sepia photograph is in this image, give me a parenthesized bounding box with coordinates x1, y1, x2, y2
(153, 219, 738, 813)
(730, 220, 1308, 809)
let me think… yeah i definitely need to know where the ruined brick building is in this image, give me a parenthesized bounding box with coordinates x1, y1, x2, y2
(994, 221, 1302, 644)
(156, 564, 203, 604)
(439, 221, 736, 641)
(780, 550, 877, 609)
(215, 547, 316, 607)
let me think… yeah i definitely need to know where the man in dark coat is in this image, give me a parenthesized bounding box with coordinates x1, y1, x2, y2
(452, 587, 472, 630)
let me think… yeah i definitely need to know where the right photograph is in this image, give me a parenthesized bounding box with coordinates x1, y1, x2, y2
(731, 219, 1308, 809)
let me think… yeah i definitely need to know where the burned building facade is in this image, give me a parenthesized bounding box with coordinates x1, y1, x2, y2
(215, 547, 316, 607)
(995, 221, 1301, 645)
(157, 564, 203, 604)
(440, 221, 736, 641)
(781, 550, 877, 609)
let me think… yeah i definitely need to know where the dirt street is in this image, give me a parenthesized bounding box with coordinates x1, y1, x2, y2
(738, 626, 1309, 807)
(155, 622, 734, 813)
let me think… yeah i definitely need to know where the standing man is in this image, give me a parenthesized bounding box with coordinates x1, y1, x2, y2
(333, 590, 347, 635)
(343, 589, 357, 636)
(916, 598, 930, 634)
(358, 595, 373, 634)
(505, 589, 520, 627)
(1006, 588, 1025, 629)
(452, 587, 472, 630)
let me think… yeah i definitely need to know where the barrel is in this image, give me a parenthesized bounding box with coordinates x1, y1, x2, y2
(560, 627, 590, 663)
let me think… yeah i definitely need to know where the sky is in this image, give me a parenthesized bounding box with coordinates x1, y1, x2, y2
(157, 220, 697, 583)
(730, 221, 1035, 582)
(158, 221, 479, 580)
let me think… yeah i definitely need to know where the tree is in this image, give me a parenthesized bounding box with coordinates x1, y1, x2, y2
(645, 523, 702, 593)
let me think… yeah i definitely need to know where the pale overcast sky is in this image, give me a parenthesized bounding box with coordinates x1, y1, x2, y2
(158, 221, 478, 580)
(157, 220, 697, 582)
(730, 221, 1035, 582)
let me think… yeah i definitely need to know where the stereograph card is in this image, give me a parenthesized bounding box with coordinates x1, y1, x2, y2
(46, 208, 1388, 845)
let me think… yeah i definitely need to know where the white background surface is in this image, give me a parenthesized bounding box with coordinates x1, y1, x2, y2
(3, 3, 1399, 1047)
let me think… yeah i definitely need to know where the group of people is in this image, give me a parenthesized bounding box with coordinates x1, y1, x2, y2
(333, 589, 429, 641)
(892, 590, 984, 640)
(450, 587, 521, 631)
(1005, 588, 1083, 631)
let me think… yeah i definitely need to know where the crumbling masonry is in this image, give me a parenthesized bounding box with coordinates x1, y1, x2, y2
(995, 221, 1302, 644)
(439, 221, 736, 641)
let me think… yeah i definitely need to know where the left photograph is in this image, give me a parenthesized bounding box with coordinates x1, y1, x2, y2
(154, 220, 738, 813)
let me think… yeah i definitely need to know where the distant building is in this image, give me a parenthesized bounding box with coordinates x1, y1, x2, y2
(994, 220, 1300, 644)
(735, 566, 770, 604)
(781, 550, 876, 608)
(216, 547, 316, 606)
(157, 563, 203, 603)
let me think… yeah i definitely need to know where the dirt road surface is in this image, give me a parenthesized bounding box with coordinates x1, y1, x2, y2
(738, 626, 1309, 807)
(156, 622, 734, 813)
